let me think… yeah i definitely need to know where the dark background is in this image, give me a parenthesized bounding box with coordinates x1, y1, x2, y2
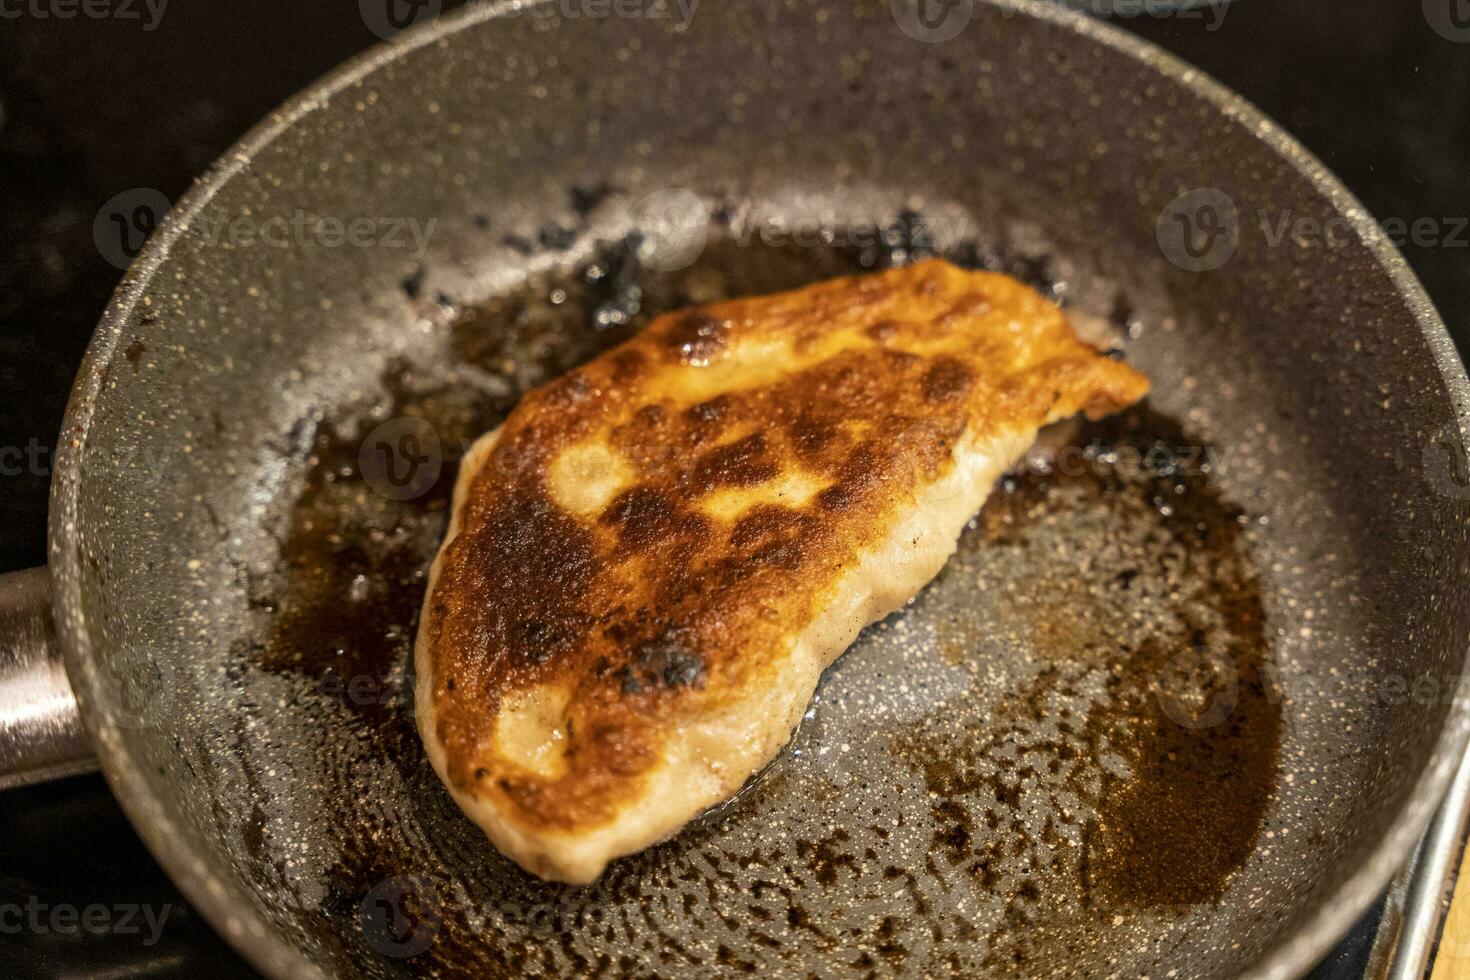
(1, 1, 1466, 976)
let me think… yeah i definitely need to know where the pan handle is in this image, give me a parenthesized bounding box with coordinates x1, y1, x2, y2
(0, 567, 97, 789)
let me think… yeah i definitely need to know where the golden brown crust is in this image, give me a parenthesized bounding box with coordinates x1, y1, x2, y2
(420, 259, 1148, 834)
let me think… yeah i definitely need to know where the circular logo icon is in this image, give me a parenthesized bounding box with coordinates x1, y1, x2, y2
(1155, 187, 1239, 272)
(359, 417, 442, 501)
(1424, 0, 1470, 42)
(360, 875, 442, 958)
(1155, 646, 1238, 729)
(94, 188, 173, 270)
(630, 188, 709, 272)
(359, 0, 443, 41)
(1423, 421, 1470, 500)
(890, 0, 974, 42)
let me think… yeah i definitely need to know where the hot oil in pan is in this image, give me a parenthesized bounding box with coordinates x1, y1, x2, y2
(248, 223, 1280, 974)
(894, 405, 1282, 969)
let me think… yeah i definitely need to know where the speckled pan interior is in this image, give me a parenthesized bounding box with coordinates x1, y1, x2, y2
(47, 1, 1470, 978)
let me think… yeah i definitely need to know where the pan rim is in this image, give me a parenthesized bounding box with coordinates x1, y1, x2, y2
(46, 1, 1470, 978)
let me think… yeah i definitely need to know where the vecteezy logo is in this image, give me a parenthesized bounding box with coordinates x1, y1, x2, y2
(1155, 187, 1239, 272)
(1155, 646, 1238, 729)
(359, 417, 443, 501)
(1422, 421, 1470, 500)
(629, 188, 709, 272)
(359, 0, 442, 41)
(890, 0, 974, 42)
(93, 188, 173, 270)
(1424, 0, 1470, 42)
(359, 875, 442, 958)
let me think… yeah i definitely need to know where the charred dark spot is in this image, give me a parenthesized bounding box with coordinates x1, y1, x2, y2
(689, 432, 779, 489)
(601, 487, 709, 555)
(818, 445, 881, 512)
(922, 357, 973, 403)
(521, 620, 568, 664)
(645, 641, 706, 687)
(729, 506, 817, 551)
(618, 638, 707, 696)
(788, 412, 839, 459)
(726, 506, 817, 570)
(665, 312, 727, 364)
(124, 339, 147, 372)
(817, 482, 859, 512)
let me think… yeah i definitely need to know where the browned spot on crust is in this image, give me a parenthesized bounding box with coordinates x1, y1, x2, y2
(724, 505, 819, 573)
(609, 348, 646, 384)
(922, 357, 973, 403)
(602, 487, 709, 556)
(431, 488, 600, 696)
(422, 259, 1149, 833)
(644, 403, 672, 428)
(689, 433, 780, 489)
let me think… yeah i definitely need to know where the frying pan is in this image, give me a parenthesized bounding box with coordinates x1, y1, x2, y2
(3, 0, 1469, 977)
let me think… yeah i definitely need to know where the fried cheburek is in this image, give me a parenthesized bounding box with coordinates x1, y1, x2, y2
(415, 258, 1149, 882)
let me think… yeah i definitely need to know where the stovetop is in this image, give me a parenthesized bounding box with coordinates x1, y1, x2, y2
(1, 2, 1466, 977)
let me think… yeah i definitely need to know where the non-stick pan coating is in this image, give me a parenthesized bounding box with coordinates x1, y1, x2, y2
(49, 1, 1470, 977)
